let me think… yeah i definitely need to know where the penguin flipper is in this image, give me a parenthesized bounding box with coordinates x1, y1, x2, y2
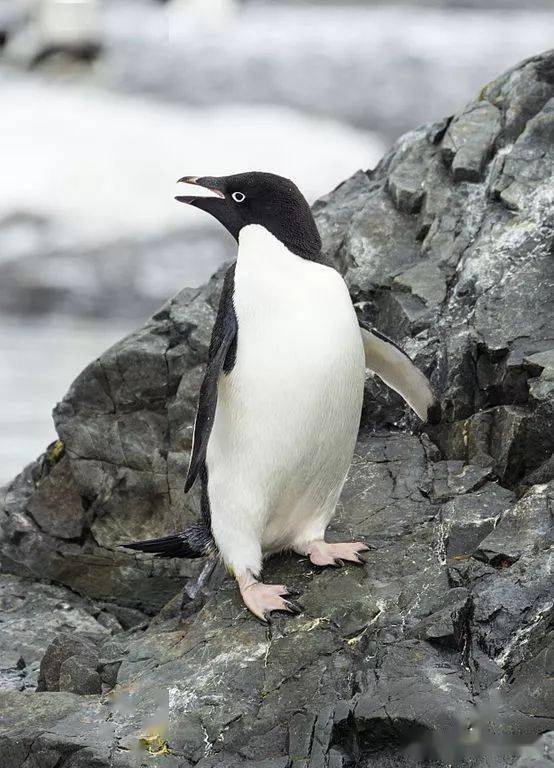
(185, 263, 238, 492)
(359, 323, 441, 423)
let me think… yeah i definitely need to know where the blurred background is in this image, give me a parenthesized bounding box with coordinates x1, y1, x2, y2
(0, 0, 552, 484)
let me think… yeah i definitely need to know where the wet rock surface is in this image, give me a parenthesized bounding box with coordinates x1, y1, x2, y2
(1, 52, 553, 766)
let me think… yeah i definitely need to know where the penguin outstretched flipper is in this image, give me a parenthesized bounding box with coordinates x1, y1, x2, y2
(359, 322, 441, 424)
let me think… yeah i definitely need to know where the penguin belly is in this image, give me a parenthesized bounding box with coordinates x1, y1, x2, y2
(205, 225, 365, 577)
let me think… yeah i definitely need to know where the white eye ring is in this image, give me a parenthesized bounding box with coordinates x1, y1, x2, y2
(232, 191, 246, 203)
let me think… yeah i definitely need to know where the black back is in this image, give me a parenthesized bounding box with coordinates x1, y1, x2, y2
(184, 264, 238, 493)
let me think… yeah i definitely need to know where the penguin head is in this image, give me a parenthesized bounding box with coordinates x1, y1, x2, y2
(175, 171, 321, 259)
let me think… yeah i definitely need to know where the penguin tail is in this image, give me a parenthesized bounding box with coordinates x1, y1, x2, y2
(120, 523, 216, 559)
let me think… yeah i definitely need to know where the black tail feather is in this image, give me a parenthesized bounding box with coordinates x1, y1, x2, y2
(120, 523, 215, 560)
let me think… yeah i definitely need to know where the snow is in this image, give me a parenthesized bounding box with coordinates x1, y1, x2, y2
(102, 2, 554, 137)
(0, 73, 383, 247)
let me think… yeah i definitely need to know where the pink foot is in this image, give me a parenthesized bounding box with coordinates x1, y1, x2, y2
(239, 581, 301, 623)
(306, 540, 369, 567)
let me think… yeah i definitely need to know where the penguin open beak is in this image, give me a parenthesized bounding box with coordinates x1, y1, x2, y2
(175, 174, 242, 241)
(175, 176, 226, 206)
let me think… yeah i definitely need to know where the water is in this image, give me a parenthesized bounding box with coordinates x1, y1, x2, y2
(0, 317, 132, 485)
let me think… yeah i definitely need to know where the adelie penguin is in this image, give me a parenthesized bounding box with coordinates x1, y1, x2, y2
(122, 172, 441, 622)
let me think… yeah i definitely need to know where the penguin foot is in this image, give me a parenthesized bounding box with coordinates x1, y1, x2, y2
(305, 540, 369, 568)
(239, 581, 301, 623)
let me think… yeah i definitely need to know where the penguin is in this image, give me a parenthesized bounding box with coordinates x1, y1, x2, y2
(122, 172, 440, 621)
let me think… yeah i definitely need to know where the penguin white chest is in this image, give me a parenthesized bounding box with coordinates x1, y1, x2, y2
(207, 225, 365, 554)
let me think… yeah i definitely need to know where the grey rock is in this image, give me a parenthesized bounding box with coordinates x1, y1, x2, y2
(0, 574, 110, 692)
(312, 170, 373, 271)
(58, 655, 102, 696)
(493, 96, 554, 210)
(26, 454, 88, 539)
(386, 135, 433, 213)
(37, 633, 99, 692)
(442, 101, 502, 181)
(0, 279, 220, 612)
(514, 732, 554, 768)
(427, 460, 495, 501)
(440, 478, 514, 560)
(392, 261, 447, 307)
(1, 51, 554, 766)
(475, 482, 552, 567)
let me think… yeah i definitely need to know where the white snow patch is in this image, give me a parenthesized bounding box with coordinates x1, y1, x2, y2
(105, 2, 554, 136)
(0, 74, 382, 246)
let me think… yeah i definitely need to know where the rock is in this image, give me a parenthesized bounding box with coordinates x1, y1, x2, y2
(514, 732, 554, 768)
(1, 51, 554, 766)
(37, 633, 99, 692)
(438, 475, 514, 560)
(0, 280, 217, 612)
(312, 169, 374, 271)
(58, 655, 102, 696)
(426, 460, 495, 502)
(392, 261, 447, 307)
(442, 101, 502, 181)
(26, 453, 88, 539)
(493, 97, 554, 210)
(0, 574, 110, 692)
(475, 482, 552, 567)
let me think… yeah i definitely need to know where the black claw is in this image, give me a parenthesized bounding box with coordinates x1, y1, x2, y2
(262, 612, 272, 625)
(285, 586, 302, 597)
(354, 554, 368, 565)
(284, 600, 303, 615)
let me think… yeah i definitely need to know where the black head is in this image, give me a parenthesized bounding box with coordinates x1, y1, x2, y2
(175, 171, 321, 260)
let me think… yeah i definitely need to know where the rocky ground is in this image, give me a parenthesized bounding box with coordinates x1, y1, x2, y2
(1, 51, 553, 767)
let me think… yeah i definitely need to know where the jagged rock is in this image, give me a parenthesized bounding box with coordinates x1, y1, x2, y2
(37, 633, 99, 693)
(0, 288, 216, 612)
(475, 482, 552, 567)
(438, 475, 513, 560)
(0, 574, 111, 692)
(1, 52, 554, 766)
(441, 101, 502, 182)
(426, 460, 495, 502)
(58, 655, 102, 695)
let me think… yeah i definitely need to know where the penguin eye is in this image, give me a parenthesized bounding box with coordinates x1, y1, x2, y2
(232, 191, 246, 203)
